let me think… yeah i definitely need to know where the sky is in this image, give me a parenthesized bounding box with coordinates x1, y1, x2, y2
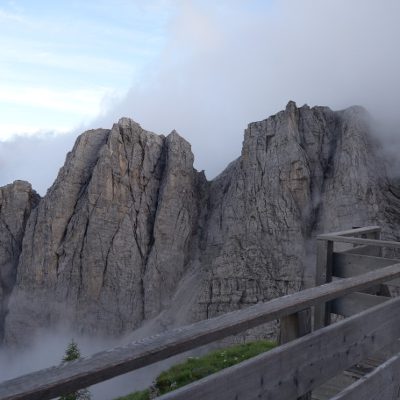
(0, 0, 170, 137)
(1, 0, 400, 194)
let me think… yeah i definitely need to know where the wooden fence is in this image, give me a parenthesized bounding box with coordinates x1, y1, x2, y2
(1, 226, 400, 400)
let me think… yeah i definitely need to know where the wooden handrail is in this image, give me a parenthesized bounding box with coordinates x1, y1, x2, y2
(317, 235, 400, 249)
(317, 226, 381, 237)
(1, 264, 400, 400)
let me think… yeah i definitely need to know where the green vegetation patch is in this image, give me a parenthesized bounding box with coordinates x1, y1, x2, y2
(116, 339, 276, 399)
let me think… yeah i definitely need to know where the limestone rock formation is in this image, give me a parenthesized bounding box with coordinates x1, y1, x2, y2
(0, 181, 39, 341)
(4, 120, 206, 345)
(2, 102, 400, 345)
(195, 102, 400, 322)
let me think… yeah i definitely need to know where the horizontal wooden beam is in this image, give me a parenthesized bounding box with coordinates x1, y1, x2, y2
(332, 252, 400, 285)
(330, 352, 400, 400)
(331, 292, 389, 317)
(317, 235, 400, 249)
(340, 245, 381, 256)
(158, 296, 400, 400)
(317, 226, 381, 238)
(2, 264, 400, 400)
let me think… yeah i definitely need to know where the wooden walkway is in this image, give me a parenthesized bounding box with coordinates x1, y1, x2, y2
(313, 347, 400, 399)
(1, 225, 400, 400)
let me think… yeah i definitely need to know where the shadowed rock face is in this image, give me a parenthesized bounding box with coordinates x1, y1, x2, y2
(3, 102, 400, 345)
(0, 181, 40, 341)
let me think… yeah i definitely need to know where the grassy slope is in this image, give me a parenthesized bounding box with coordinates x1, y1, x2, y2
(116, 340, 276, 399)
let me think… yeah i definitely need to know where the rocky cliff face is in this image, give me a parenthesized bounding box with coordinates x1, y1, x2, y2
(0, 181, 39, 341)
(4, 120, 206, 344)
(2, 102, 400, 345)
(195, 102, 400, 321)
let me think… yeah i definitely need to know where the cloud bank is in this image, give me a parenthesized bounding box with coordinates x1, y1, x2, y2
(2, 0, 400, 191)
(95, 0, 400, 179)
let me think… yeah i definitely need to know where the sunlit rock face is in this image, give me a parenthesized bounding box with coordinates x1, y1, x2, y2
(3, 120, 206, 345)
(3, 102, 400, 345)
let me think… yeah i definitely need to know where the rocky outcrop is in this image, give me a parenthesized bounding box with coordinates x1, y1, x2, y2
(3, 102, 400, 345)
(0, 181, 39, 341)
(195, 102, 400, 321)
(4, 120, 206, 345)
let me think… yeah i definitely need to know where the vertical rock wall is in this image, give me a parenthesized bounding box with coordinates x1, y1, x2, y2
(0, 181, 39, 341)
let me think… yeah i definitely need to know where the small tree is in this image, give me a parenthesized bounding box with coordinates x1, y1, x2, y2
(59, 340, 91, 400)
(62, 340, 81, 362)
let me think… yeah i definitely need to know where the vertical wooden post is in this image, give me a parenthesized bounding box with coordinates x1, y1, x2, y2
(279, 309, 311, 343)
(314, 239, 333, 330)
(279, 309, 311, 399)
(367, 228, 382, 256)
(368, 228, 388, 295)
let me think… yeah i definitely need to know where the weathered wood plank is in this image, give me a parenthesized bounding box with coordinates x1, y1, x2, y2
(317, 235, 400, 249)
(2, 264, 400, 400)
(312, 339, 400, 400)
(368, 229, 382, 256)
(158, 296, 400, 400)
(341, 245, 382, 256)
(316, 240, 334, 285)
(333, 251, 400, 297)
(329, 352, 400, 400)
(279, 309, 311, 344)
(279, 314, 300, 344)
(279, 310, 312, 400)
(317, 226, 381, 237)
(332, 252, 400, 285)
(314, 239, 333, 329)
(312, 373, 358, 400)
(331, 292, 389, 317)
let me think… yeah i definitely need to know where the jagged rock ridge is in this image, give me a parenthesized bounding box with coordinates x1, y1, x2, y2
(2, 102, 400, 345)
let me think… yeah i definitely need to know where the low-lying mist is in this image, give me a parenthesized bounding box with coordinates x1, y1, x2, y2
(0, 326, 195, 400)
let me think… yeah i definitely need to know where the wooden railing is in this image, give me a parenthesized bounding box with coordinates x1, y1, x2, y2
(1, 226, 400, 400)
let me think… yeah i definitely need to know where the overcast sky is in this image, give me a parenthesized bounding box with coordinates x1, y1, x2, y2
(1, 0, 400, 194)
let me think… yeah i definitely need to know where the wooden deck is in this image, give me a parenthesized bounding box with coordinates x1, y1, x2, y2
(313, 347, 400, 399)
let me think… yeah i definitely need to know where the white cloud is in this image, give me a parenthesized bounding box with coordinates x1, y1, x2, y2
(0, 124, 69, 141)
(0, 85, 113, 115)
(0, 0, 169, 144)
(2, 0, 400, 193)
(0, 131, 78, 195)
(0, 40, 135, 76)
(0, 7, 25, 23)
(94, 0, 400, 178)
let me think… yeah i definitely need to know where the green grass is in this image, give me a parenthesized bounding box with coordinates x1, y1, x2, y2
(115, 339, 276, 399)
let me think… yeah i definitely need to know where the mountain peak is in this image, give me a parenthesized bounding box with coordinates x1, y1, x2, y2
(117, 117, 142, 130)
(285, 100, 298, 112)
